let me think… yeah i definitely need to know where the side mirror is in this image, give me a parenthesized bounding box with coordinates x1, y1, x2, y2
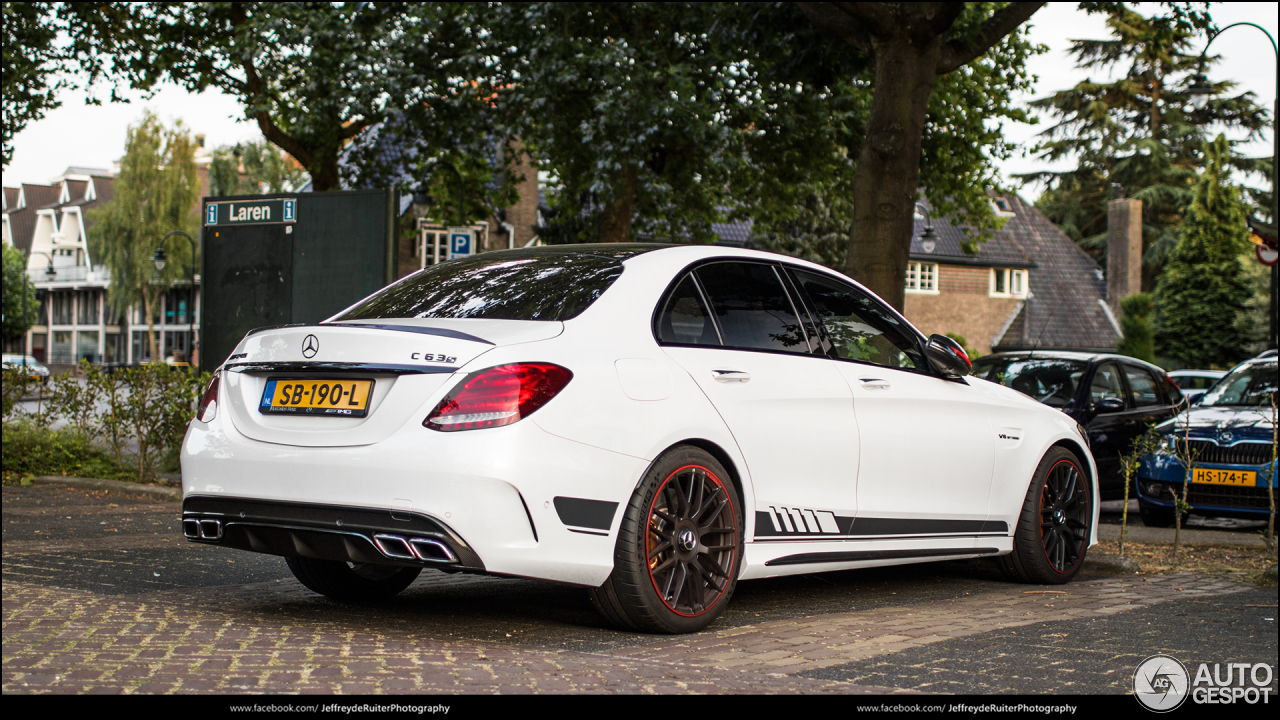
(1093, 397, 1125, 413)
(925, 334, 972, 379)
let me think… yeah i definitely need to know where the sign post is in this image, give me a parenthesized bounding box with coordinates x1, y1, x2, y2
(447, 227, 475, 260)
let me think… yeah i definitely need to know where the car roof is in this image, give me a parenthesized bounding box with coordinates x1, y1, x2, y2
(973, 350, 1169, 374)
(1167, 369, 1226, 377)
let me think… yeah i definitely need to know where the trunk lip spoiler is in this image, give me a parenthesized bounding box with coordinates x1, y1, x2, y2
(223, 361, 457, 376)
(243, 322, 495, 346)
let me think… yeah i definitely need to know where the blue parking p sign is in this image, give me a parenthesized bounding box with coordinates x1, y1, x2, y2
(448, 228, 474, 259)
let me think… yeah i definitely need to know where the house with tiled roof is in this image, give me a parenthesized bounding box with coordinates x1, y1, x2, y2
(904, 193, 1121, 355)
(706, 192, 1121, 356)
(3, 167, 201, 367)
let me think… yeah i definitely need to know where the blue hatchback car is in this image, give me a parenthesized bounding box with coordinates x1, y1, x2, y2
(1136, 354, 1278, 526)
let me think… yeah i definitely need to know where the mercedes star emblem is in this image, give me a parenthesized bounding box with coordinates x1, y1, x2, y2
(301, 334, 319, 359)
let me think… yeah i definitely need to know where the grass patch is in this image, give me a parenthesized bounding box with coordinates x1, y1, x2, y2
(1096, 538, 1278, 578)
(1, 421, 131, 484)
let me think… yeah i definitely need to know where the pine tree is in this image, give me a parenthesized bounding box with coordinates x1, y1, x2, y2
(1018, 6, 1268, 289)
(1153, 135, 1253, 368)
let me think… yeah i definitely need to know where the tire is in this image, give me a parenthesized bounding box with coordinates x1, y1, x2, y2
(589, 446, 743, 633)
(286, 557, 420, 601)
(1138, 499, 1181, 528)
(999, 447, 1092, 584)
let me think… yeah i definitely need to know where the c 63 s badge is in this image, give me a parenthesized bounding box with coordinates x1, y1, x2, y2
(411, 352, 457, 364)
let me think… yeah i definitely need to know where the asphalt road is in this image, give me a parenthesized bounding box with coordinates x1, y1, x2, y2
(3, 483, 1276, 698)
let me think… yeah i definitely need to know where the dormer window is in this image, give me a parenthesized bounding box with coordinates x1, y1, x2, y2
(990, 268, 1028, 298)
(991, 197, 1015, 217)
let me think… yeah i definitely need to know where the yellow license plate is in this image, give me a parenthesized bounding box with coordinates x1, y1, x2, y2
(260, 378, 374, 417)
(1192, 467, 1256, 487)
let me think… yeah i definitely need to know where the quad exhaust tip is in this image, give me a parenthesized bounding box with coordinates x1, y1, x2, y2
(183, 518, 223, 541)
(374, 533, 458, 563)
(183, 516, 456, 564)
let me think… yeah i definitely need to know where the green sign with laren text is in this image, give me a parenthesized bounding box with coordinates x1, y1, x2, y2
(205, 198, 297, 226)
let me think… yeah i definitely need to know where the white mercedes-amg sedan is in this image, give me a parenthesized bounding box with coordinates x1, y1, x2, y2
(181, 244, 1097, 633)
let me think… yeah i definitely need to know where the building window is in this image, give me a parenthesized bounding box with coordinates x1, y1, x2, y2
(76, 290, 98, 325)
(905, 262, 938, 293)
(77, 331, 99, 363)
(990, 268, 1029, 298)
(51, 291, 73, 325)
(51, 331, 73, 364)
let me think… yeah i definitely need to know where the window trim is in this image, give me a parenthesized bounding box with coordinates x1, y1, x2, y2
(905, 261, 939, 295)
(989, 267, 1029, 298)
(651, 259, 814, 357)
(782, 264, 933, 375)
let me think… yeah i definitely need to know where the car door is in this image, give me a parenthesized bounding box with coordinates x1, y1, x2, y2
(787, 268, 997, 533)
(1083, 361, 1135, 497)
(657, 261, 860, 539)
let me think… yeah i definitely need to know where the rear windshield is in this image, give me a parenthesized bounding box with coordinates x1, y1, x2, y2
(333, 251, 624, 322)
(971, 357, 1089, 409)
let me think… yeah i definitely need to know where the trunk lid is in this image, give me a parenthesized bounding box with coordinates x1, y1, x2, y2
(221, 319, 562, 447)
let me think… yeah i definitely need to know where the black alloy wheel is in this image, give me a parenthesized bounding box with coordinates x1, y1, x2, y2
(589, 446, 743, 633)
(999, 447, 1092, 584)
(645, 464, 738, 616)
(1039, 458, 1089, 573)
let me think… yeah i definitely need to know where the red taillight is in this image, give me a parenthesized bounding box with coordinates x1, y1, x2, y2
(424, 363, 572, 432)
(198, 372, 220, 423)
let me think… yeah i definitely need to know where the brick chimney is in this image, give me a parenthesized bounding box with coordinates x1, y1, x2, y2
(1107, 197, 1143, 316)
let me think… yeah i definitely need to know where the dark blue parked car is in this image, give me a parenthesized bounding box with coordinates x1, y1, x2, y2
(1136, 354, 1278, 527)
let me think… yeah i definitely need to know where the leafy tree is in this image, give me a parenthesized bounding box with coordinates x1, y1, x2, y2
(87, 111, 200, 363)
(2, 243, 38, 340)
(1152, 135, 1254, 368)
(208, 139, 309, 197)
(1018, 5, 1268, 286)
(506, 2, 1039, 301)
(110, 3, 503, 204)
(788, 3, 1218, 311)
(2, 2, 151, 166)
(1116, 292, 1154, 362)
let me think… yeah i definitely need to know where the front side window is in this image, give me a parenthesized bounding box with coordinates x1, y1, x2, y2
(692, 262, 809, 354)
(335, 251, 624, 322)
(790, 269, 922, 370)
(1090, 363, 1127, 407)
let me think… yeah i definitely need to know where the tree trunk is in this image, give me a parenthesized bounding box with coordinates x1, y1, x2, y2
(308, 157, 342, 192)
(599, 165, 639, 243)
(845, 33, 942, 312)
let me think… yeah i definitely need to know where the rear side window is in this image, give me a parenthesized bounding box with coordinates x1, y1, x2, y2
(1123, 365, 1162, 407)
(655, 274, 720, 346)
(334, 252, 623, 321)
(693, 262, 809, 353)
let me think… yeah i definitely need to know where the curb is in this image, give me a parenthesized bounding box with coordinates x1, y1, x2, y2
(31, 475, 181, 501)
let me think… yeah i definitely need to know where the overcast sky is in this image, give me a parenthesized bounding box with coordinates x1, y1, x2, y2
(5, 3, 1277, 204)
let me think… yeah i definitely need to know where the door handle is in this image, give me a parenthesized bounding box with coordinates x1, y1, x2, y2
(859, 378, 890, 390)
(712, 370, 750, 383)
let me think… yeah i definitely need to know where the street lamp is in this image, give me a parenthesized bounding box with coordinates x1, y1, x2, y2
(915, 203, 939, 254)
(1188, 22, 1278, 349)
(153, 230, 198, 364)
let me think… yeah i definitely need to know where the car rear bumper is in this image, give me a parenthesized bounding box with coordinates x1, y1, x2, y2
(180, 409, 650, 587)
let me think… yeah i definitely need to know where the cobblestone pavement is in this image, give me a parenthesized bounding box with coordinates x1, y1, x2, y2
(3, 485, 1276, 695)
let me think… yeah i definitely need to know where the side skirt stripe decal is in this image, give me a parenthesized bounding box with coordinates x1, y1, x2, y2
(766, 547, 1001, 567)
(753, 511, 1008, 540)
